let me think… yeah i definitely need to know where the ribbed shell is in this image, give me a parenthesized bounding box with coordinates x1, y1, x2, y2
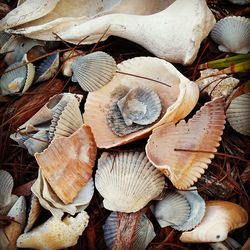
(226, 92, 250, 136)
(211, 16, 250, 54)
(146, 98, 226, 189)
(0, 170, 14, 207)
(95, 151, 165, 213)
(71, 51, 116, 92)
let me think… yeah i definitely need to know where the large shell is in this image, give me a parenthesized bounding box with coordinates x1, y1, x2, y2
(226, 92, 250, 136)
(95, 151, 165, 213)
(180, 200, 248, 243)
(17, 211, 89, 250)
(84, 56, 199, 148)
(35, 124, 97, 204)
(0, 170, 14, 207)
(146, 98, 226, 189)
(211, 16, 250, 54)
(71, 51, 117, 92)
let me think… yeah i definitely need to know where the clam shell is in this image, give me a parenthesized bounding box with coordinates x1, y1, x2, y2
(211, 16, 250, 54)
(226, 92, 250, 136)
(146, 98, 226, 189)
(0, 170, 14, 207)
(0, 195, 18, 216)
(17, 211, 89, 250)
(180, 200, 249, 243)
(84, 56, 199, 148)
(71, 51, 117, 92)
(95, 151, 165, 213)
(35, 124, 97, 204)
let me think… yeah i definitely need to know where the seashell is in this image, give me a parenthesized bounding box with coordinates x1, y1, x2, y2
(0, 170, 14, 207)
(95, 151, 165, 213)
(35, 52, 59, 83)
(210, 237, 242, 250)
(71, 51, 117, 92)
(17, 211, 89, 250)
(84, 56, 199, 148)
(0, 194, 18, 216)
(103, 212, 156, 250)
(211, 16, 250, 54)
(0, 31, 11, 47)
(35, 124, 97, 204)
(180, 200, 249, 243)
(1, 0, 215, 65)
(226, 92, 250, 136)
(227, 0, 250, 5)
(146, 98, 226, 189)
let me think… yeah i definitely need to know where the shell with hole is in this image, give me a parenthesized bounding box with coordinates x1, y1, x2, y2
(84, 56, 199, 148)
(180, 200, 248, 243)
(17, 211, 89, 250)
(95, 151, 165, 213)
(211, 16, 250, 54)
(146, 98, 226, 190)
(1, 0, 215, 65)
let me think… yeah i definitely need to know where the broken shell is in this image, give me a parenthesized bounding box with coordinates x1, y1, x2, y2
(0, 170, 14, 207)
(84, 56, 199, 148)
(146, 98, 226, 189)
(226, 92, 250, 136)
(211, 16, 250, 54)
(180, 200, 248, 243)
(95, 151, 165, 213)
(71, 51, 116, 92)
(17, 211, 89, 250)
(35, 124, 97, 204)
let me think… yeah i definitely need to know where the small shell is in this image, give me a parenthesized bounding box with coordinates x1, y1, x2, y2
(226, 92, 250, 136)
(227, 0, 250, 5)
(0, 195, 18, 216)
(17, 211, 89, 250)
(180, 200, 248, 243)
(0, 170, 14, 207)
(95, 151, 165, 213)
(211, 16, 250, 54)
(71, 51, 117, 92)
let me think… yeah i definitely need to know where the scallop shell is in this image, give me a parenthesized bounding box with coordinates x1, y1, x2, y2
(103, 212, 156, 250)
(84, 56, 199, 148)
(146, 98, 226, 189)
(227, 0, 250, 5)
(95, 151, 165, 213)
(17, 211, 89, 250)
(226, 92, 250, 136)
(35, 124, 97, 204)
(71, 51, 116, 92)
(211, 16, 250, 54)
(0, 170, 14, 207)
(0, 195, 18, 216)
(180, 200, 249, 243)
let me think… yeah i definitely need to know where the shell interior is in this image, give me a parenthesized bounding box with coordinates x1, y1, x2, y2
(0, 170, 14, 207)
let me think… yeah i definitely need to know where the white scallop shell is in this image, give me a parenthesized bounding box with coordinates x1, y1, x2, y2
(226, 93, 250, 136)
(0, 170, 14, 207)
(95, 151, 165, 213)
(71, 51, 117, 92)
(211, 16, 250, 54)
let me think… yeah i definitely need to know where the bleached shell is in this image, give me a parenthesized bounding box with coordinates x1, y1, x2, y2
(180, 200, 249, 243)
(226, 92, 250, 136)
(35, 124, 97, 204)
(0, 195, 18, 216)
(95, 151, 165, 213)
(211, 16, 250, 54)
(17, 211, 89, 250)
(71, 51, 117, 92)
(84, 56, 199, 148)
(227, 0, 250, 5)
(0, 170, 14, 207)
(146, 98, 226, 189)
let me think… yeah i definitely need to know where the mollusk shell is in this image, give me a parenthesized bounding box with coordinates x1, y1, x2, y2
(0, 170, 14, 207)
(0, 195, 18, 216)
(146, 98, 226, 189)
(0, 31, 11, 47)
(211, 16, 250, 54)
(17, 211, 89, 250)
(95, 151, 165, 213)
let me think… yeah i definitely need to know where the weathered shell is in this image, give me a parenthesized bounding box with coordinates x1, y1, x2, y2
(227, 0, 250, 5)
(17, 211, 89, 250)
(211, 16, 250, 54)
(71, 51, 117, 92)
(95, 151, 165, 213)
(84, 56, 199, 148)
(180, 200, 248, 243)
(146, 98, 226, 189)
(226, 92, 250, 136)
(0, 170, 14, 207)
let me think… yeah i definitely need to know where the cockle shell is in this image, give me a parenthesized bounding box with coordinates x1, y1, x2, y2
(17, 211, 89, 250)
(84, 56, 199, 148)
(146, 98, 226, 189)
(71, 51, 117, 92)
(35, 124, 97, 204)
(95, 151, 165, 213)
(180, 200, 248, 243)
(211, 16, 250, 54)
(0, 170, 14, 207)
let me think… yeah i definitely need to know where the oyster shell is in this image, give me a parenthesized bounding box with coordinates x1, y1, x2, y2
(0, 170, 14, 208)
